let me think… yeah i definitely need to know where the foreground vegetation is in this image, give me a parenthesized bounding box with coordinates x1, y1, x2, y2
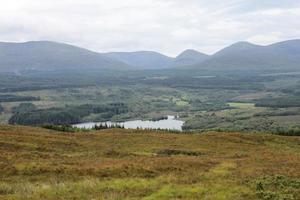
(0, 125, 299, 199)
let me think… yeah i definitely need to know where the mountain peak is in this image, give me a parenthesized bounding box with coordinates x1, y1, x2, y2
(0, 41, 130, 72)
(105, 51, 173, 69)
(173, 49, 209, 67)
(230, 41, 259, 48)
(189, 39, 300, 70)
(176, 49, 208, 59)
(213, 41, 260, 57)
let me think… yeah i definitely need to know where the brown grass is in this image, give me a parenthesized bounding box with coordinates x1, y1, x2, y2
(0, 125, 299, 199)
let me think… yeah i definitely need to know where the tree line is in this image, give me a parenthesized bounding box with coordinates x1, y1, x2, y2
(9, 103, 129, 126)
(0, 95, 40, 102)
(0, 104, 3, 113)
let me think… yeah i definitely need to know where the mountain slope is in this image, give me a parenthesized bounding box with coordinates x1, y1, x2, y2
(106, 50, 210, 69)
(173, 49, 209, 67)
(105, 51, 174, 69)
(190, 40, 300, 71)
(1, 39, 299, 72)
(0, 41, 130, 72)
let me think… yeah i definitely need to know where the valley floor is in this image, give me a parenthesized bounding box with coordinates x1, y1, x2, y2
(0, 126, 299, 200)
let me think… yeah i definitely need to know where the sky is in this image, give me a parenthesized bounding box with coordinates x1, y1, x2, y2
(0, 0, 300, 56)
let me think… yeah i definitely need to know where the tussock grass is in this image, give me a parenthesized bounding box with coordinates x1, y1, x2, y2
(0, 125, 299, 199)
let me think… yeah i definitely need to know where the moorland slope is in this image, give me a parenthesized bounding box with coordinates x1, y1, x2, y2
(0, 126, 299, 199)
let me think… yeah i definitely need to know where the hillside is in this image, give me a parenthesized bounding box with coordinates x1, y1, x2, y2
(105, 49, 209, 69)
(105, 51, 174, 69)
(173, 49, 209, 67)
(0, 125, 299, 200)
(0, 41, 130, 72)
(0, 41, 209, 71)
(1, 39, 299, 72)
(189, 40, 300, 71)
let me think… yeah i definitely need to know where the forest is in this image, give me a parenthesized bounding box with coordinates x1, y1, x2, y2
(9, 103, 128, 125)
(0, 69, 299, 135)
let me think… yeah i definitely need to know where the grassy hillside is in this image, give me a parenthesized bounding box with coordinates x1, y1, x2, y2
(0, 41, 130, 72)
(0, 126, 299, 200)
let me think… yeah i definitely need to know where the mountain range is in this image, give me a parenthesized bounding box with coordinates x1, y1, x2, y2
(0, 39, 299, 72)
(0, 41, 130, 72)
(104, 49, 209, 69)
(190, 40, 300, 71)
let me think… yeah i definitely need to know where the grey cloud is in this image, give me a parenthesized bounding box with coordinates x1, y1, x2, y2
(0, 0, 299, 56)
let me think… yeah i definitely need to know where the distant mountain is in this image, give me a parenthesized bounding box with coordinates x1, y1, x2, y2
(0, 41, 130, 72)
(0, 41, 208, 71)
(173, 49, 209, 67)
(1, 40, 299, 72)
(189, 40, 300, 71)
(105, 49, 209, 69)
(105, 51, 174, 70)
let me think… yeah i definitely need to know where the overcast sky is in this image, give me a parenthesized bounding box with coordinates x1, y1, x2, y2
(0, 0, 300, 56)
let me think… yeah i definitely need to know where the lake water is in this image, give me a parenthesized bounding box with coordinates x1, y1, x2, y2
(73, 115, 184, 131)
(193, 75, 216, 78)
(260, 71, 300, 76)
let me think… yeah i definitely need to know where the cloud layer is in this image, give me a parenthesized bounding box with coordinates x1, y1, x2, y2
(0, 0, 300, 55)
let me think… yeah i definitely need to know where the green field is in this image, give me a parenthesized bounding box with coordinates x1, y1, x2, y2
(228, 102, 255, 109)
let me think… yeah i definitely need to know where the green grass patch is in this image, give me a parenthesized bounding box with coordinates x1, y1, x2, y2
(228, 102, 255, 109)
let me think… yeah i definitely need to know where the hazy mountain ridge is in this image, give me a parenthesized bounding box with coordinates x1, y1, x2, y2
(0, 39, 299, 72)
(105, 49, 209, 69)
(104, 51, 174, 69)
(0, 41, 130, 72)
(173, 49, 209, 67)
(188, 39, 300, 70)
